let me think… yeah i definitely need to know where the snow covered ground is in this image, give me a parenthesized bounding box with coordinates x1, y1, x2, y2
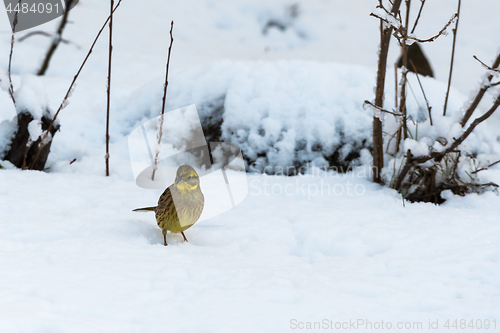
(1, 0, 500, 331)
(1, 169, 500, 332)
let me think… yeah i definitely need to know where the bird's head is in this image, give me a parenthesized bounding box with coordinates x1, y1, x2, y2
(174, 165, 201, 193)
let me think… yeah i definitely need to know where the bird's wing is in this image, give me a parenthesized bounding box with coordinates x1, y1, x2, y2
(157, 186, 173, 209)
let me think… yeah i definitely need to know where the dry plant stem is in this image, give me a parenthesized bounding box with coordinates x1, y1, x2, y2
(7, 1, 22, 105)
(398, 0, 411, 142)
(38, 0, 75, 75)
(18, 31, 70, 44)
(395, 93, 500, 186)
(30, 0, 123, 169)
(410, 0, 426, 34)
(370, 12, 456, 44)
(394, 126, 402, 155)
(394, 149, 412, 190)
(406, 14, 456, 43)
(472, 159, 500, 174)
(443, 94, 500, 157)
(406, 79, 426, 121)
(473, 55, 500, 74)
(364, 100, 402, 116)
(461, 53, 500, 126)
(8, 33, 16, 105)
(443, 0, 461, 116)
(409, 59, 433, 125)
(394, 63, 398, 108)
(372, 0, 403, 184)
(386, 129, 399, 154)
(105, 0, 114, 177)
(151, 21, 174, 181)
(394, 0, 411, 157)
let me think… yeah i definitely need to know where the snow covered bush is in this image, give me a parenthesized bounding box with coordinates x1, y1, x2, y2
(120, 55, 500, 186)
(121, 61, 377, 174)
(0, 74, 59, 170)
(369, 0, 500, 203)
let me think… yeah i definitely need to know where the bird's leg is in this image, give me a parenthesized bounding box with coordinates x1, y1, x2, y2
(181, 232, 188, 242)
(164, 234, 168, 246)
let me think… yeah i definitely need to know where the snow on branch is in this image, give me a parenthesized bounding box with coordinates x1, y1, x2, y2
(405, 14, 457, 43)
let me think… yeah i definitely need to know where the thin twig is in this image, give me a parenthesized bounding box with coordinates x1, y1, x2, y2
(374, 1, 397, 20)
(410, 0, 426, 34)
(407, 14, 457, 43)
(393, 93, 500, 186)
(364, 100, 403, 116)
(471, 159, 500, 174)
(38, 0, 75, 75)
(151, 21, 174, 181)
(18, 31, 71, 45)
(394, 149, 413, 190)
(394, 63, 398, 109)
(386, 129, 399, 154)
(372, 11, 456, 44)
(7, 0, 22, 106)
(460, 52, 500, 126)
(30, 0, 123, 169)
(370, 12, 398, 29)
(406, 78, 426, 122)
(473, 55, 500, 74)
(105, 0, 114, 176)
(399, 0, 411, 141)
(395, 126, 402, 155)
(372, 0, 403, 184)
(8, 35, 16, 105)
(409, 59, 433, 125)
(427, 94, 500, 163)
(443, 0, 461, 116)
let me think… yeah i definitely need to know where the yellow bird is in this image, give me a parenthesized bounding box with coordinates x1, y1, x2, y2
(133, 165, 204, 246)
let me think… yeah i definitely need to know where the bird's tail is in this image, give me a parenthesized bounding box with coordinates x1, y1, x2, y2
(133, 206, 157, 212)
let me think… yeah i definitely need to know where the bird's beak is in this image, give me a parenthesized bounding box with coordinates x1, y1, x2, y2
(176, 179, 185, 185)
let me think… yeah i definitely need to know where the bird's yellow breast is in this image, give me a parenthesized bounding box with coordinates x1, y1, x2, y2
(155, 184, 204, 234)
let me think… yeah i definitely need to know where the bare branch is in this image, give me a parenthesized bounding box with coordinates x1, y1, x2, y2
(399, 0, 411, 141)
(410, 0, 426, 34)
(372, 0, 403, 184)
(369, 13, 395, 27)
(370, 2, 402, 30)
(406, 79, 427, 122)
(105, 0, 114, 177)
(30, 0, 123, 169)
(7, 0, 22, 106)
(472, 159, 500, 174)
(394, 63, 399, 108)
(375, 1, 396, 17)
(38, 0, 76, 75)
(151, 21, 175, 181)
(394, 149, 413, 190)
(18, 31, 71, 45)
(416, 93, 500, 165)
(364, 100, 403, 116)
(443, 0, 461, 116)
(409, 59, 433, 125)
(473, 55, 500, 74)
(406, 13, 457, 43)
(461, 52, 500, 126)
